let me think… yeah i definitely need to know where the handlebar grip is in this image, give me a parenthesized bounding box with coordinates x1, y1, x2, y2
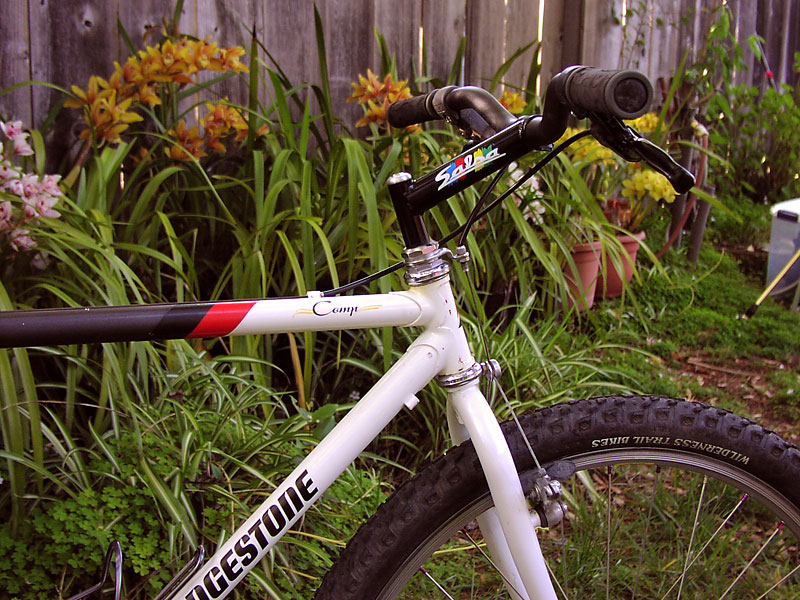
(563, 66, 653, 120)
(387, 93, 437, 128)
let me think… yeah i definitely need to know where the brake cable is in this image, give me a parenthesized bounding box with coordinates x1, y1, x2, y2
(322, 130, 592, 297)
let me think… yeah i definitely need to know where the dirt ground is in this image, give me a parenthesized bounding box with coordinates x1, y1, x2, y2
(671, 350, 800, 444)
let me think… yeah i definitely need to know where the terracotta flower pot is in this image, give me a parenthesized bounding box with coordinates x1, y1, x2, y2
(597, 231, 646, 298)
(566, 240, 603, 310)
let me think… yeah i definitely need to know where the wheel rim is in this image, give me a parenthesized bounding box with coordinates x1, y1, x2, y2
(381, 449, 800, 599)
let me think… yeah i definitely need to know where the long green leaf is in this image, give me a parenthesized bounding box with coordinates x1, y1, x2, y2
(139, 457, 199, 548)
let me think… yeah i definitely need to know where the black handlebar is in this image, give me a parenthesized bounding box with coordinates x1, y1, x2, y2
(387, 66, 652, 135)
(388, 65, 693, 197)
(387, 86, 516, 139)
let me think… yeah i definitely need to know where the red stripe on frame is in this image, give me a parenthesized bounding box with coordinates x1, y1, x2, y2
(187, 301, 257, 338)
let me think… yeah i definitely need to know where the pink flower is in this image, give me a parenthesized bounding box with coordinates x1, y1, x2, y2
(34, 195, 60, 218)
(0, 121, 33, 156)
(30, 251, 50, 270)
(0, 201, 12, 231)
(766, 70, 774, 79)
(41, 174, 61, 195)
(0, 162, 21, 181)
(21, 173, 40, 198)
(11, 134, 33, 156)
(9, 229, 36, 251)
(0, 120, 23, 139)
(3, 179, 23, 197)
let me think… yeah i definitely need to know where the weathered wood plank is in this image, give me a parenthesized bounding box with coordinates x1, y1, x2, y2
(504, 0, 541, 92)
(646, 0, 682, 85)
(788, 0, 800, 88)
(189, 0, 256, 107)
(581, 0, 624, 71)
(0, 0, 33, 124)
(421, 0, 466, 87)
(539, 0, 567, 88)
(316, 1, 376, 131)
(730, 0, 758, 85)
(464, 0, 506, 88)
(374, 0, 422, 81)
(117, 1, 177, 56)
(771, 0, 792, 86)
(29, 0, 122, 162)
(558, 0, 583, 69)
(258, 0, 319, 92)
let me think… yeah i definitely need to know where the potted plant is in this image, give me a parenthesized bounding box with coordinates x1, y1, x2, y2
(556, 114, 677, 299)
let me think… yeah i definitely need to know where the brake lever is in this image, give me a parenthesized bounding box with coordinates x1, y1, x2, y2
(589, 116, 696, 194)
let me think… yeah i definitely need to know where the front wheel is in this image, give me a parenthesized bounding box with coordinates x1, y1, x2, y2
(315, 396, 800, 599)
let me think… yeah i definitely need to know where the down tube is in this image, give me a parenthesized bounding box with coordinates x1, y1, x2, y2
(174, 335, 445, 600)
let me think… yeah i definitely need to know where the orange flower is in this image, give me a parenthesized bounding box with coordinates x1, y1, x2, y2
(81, 92, 143, 144)
(348, 70, 413, 128)
(186, 39, 220, 72)
(355, 98, 391, 127)
(347, 69, 411, 107)
(165, 119, 206, 160)
(68, 37, 249, 146)
(218, 46, 248, 73)
(348, 69, 385, 104)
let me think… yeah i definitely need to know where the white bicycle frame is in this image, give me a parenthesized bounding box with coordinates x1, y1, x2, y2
(174, 270, 557, 600)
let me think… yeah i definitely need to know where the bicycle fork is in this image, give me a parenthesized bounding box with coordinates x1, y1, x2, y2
(443, 369, 558, 600)
(402, 241, 559, 600)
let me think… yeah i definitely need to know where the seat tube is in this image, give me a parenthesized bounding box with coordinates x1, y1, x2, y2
(446, 380, 558, 600)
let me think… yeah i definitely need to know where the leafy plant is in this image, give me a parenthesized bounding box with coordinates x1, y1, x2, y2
(708, 79, 800, 205)
(558, 113, 678, 234)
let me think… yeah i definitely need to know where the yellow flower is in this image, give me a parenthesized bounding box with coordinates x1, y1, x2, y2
(355, 98, 391, 127)
(499, 90, 525, 115)
(559, 127, 615, 165)
(627, 112, 660, 134)
(218, 46, 248, 73)
(65, 76, 112, 108)
(200, 102, 249, 153)
(622, 169, 675, 203)
(186, 38, 219, 72)
(67, 36, 249, 145)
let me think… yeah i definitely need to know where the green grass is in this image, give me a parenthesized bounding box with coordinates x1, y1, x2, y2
(585, 211, 800, 422)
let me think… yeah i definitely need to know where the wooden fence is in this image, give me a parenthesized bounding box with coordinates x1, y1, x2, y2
(1, 0, 799, 156)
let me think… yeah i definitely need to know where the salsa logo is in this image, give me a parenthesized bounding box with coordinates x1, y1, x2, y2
(435, 145, 505, 190)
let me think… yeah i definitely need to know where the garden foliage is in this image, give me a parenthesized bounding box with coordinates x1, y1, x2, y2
(0, 8, 640, 599)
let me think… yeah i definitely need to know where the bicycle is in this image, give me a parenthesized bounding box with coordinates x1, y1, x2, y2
(2, 65, 800, 600)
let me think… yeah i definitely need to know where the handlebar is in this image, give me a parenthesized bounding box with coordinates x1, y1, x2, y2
(387, 66, 694, 201)
(388, 66, 652, 137)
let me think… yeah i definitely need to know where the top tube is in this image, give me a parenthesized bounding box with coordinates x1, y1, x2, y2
(0, 291, 429, 348)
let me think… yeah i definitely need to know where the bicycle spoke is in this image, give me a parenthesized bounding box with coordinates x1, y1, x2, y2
(660, 493, 749, 600)
(560, 520, 568, 598)
(606, 466, 612, 600)
(718, 523, 784, 600)
(676, 474, 708, 600)
(418, 567, 456, 600)
(632, 466, 661, 600)
(459, 526, 527, 600)
(544, 552, 570, 600)
(755, 561, 800, 599)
